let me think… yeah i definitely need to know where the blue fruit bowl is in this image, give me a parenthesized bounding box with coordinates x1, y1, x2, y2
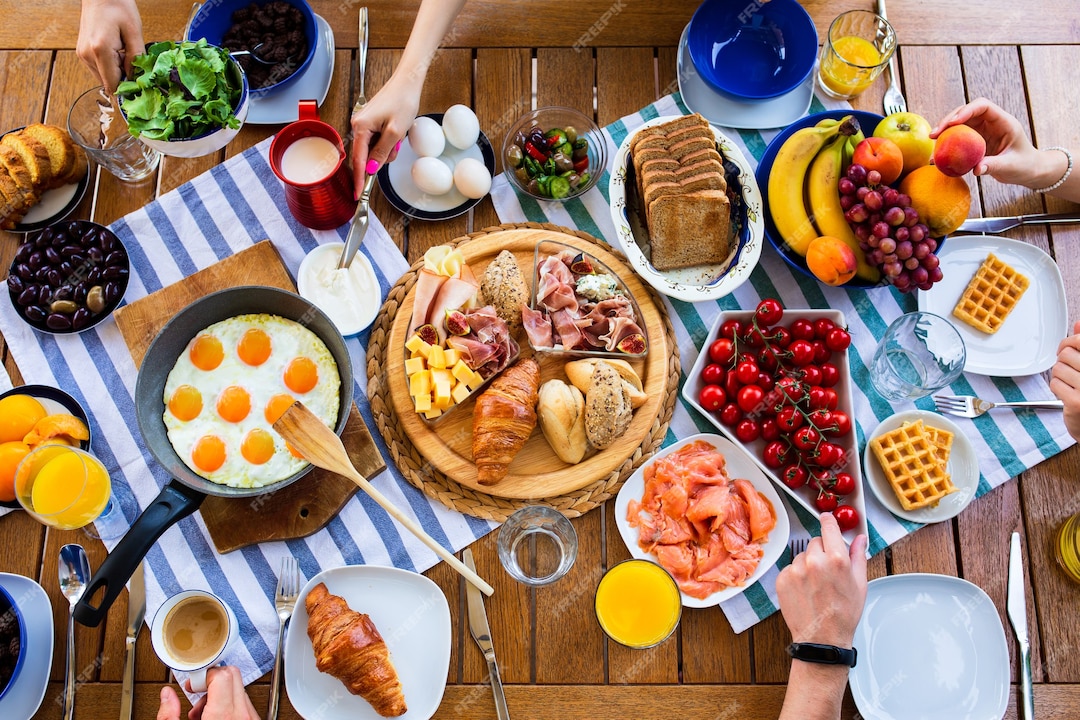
(0, 584, 27, 701)
(687, 0, 818, 100)
(186, 0, 318, 98)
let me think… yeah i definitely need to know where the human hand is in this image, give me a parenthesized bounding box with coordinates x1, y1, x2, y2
(155, 666, 260, 720)
(349, 75, 422, 199)
(776, 513, 868, 648)
(1051, 320, 1080, 443)
(76, 0, 144, 95)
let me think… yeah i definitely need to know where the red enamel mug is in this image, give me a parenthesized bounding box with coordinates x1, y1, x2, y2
(270, 100, 357, 230)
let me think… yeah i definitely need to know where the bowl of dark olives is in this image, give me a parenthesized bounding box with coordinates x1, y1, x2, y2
(7, 220, 130, 334)
(502, 106, 606, 202)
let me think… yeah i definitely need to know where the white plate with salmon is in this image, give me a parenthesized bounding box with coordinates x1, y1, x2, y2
(615, 434, 790, 607)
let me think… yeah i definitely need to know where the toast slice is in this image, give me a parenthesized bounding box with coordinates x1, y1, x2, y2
(2, 132, 53, 189)
(21, 124, 77, 186)
(647, 189, 732, 270)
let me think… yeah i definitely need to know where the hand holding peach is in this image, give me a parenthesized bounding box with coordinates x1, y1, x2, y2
(932, 125, 986, 177)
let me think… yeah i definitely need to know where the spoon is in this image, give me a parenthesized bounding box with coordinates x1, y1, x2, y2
(230, 43, 294, 67)
(272, 401, 494, 596)
(59, 544, 91, 720)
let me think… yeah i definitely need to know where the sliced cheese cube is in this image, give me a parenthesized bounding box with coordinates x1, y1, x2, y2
(443, 348, 460, 367)
(434, 379, 453, 409)
(428, 345, 446, 369)
(451, 360, 474, 385)
(424, 407, 443, 420)
(451, 381, 472, 404)
(409, 370, 431, 397)
(404, 357, 426, 376)
(468, 371, 486, 389)
(414, 393, 432, 413)
(405, 334, 431, 355)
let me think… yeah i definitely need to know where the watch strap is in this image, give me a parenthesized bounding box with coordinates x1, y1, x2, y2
(786, 642, 858, 667)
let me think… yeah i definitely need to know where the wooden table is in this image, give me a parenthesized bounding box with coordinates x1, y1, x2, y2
(3, 2, 1080, 717)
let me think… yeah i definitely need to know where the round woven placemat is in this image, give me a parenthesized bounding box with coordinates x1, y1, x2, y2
(366, 222, 680, 522)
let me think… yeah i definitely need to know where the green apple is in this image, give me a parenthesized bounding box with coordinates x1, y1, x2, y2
(873, 112, 934, 175)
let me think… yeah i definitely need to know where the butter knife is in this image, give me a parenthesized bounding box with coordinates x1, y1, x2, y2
(119, 561, 146, 720)
(955, 211, 1080, 234)
(1008, 532, 1034, 720)
(463, 549, 510, 720)
(338, 7, 371, 271)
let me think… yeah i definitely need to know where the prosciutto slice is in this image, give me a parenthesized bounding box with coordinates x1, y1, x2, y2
(428, 274, 480, 342)
(447, 335, 500, 370)
(522, 305, 553, 348)
(551, 309, 584, 349)
(599, 316, 644, 351)
(408, 269, 448, 336)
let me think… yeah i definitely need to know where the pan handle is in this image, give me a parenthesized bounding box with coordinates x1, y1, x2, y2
(74, 480, 205, 627)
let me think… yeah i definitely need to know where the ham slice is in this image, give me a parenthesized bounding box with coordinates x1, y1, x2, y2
(408, 270, 448, 336)
(599, 316, 645, 351)
(551, 309, 583, 349)
(522, 305, 553, 348)
(429, 275, 480, 342)
(447, 335, 500, 370)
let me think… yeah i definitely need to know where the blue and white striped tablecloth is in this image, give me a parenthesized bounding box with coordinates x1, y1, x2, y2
(0, 136, 498, 690)
(490, 91, 1077, 633)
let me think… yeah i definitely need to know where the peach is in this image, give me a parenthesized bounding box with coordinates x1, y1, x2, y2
(806, 236, 858, 286)
(932, 124, 986, 177)
(851, 137, 904, 185)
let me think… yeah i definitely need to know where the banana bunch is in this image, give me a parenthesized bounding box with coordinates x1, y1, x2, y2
(768, 116, 881, 282)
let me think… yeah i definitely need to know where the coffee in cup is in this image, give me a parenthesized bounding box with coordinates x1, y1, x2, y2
(162, 595, 229, 666)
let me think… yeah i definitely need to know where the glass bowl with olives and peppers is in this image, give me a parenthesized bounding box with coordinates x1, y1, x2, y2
(502, 106, 606, 201)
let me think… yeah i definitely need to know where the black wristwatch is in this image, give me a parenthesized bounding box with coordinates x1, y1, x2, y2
(786, 642, 858, 667)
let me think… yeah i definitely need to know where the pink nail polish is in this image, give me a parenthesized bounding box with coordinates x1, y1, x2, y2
(394, 140, 402, 152)
(366, 159, 380, 175)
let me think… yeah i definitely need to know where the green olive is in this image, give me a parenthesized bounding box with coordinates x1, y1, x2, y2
(564, 126, 579, 144)
(50, 299, 79, 315)
(505, 144, 523, 168)
(86, 285, 106, 314)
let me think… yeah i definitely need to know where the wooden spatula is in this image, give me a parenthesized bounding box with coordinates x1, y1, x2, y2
(274, 401, 494, 596)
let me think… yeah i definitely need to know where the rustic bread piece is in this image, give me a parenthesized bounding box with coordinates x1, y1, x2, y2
(647, 190, 732, 270)
(0, 168, 28, 229)
(21, 124, 76, 186)
(0, 143, 35, 201)
(628, 114, 709, 154)
(2, 132, 52, 188)
(480, 249, 529, 337)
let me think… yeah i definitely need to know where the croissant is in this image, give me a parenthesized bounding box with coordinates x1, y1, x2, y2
(472, 358, 540, 485)
(306, 582, 407, 717)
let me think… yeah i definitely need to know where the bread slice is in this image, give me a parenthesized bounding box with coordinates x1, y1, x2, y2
(2, 132, 53, 189)
(21, 124, 76, 187)
(647, 190, 732, 270)
(666, 136, 716, 160)
(0, 143, 35, 200)
(643, 171, 726, 208)
(0, 167, 29, 229)
(628, 114, 709, 154)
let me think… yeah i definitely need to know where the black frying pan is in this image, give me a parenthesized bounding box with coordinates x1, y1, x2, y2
(74, 286, 352, 627)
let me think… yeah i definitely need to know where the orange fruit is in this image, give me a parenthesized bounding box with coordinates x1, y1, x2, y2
(0, 441, 31, 502)
(899, 165, 972, 237)
(0, 394, 47, 443)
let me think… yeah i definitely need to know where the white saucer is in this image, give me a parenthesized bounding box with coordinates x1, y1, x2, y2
(917, 234, 1069, 376)
(246, 14, 335, 125)
(0, 573, 53, 719)
(863, 410, 979, 524)
(850, 574, 1009, 720)
(676, 23, 814, 131)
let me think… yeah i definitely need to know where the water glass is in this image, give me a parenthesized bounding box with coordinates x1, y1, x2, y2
(817, 10, 897, 100)
(497, 506, 578, 586)
(67, 87, 160, 182)
(870, 312, 966, 402)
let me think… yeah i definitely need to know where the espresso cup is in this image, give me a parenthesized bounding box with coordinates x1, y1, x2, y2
(151, 590, 239, 693)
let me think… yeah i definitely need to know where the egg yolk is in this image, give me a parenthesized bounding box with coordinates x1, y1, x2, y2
(192, 435, 226, 472)
(264, 394, 296, 425)
(286, 441, 304, 460)
(241, 429, 276, 465)
(190, 334, 224, 371)
(284, 357, 319, 394)
(238, 328, 272, 366)
(167, 385, 203, 422)
(216, 386, 251, 423)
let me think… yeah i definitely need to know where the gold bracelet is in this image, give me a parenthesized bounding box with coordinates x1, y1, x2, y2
(1033, 146, 1073, 193)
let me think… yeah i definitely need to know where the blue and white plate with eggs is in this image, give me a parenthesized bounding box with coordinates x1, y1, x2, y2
(378, 106, 496, 220)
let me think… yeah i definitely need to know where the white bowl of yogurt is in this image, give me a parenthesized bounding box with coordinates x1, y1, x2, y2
(297, 242, 380, 337)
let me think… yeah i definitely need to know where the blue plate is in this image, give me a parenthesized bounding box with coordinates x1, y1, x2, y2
(0, 584, 27, 701)
(687, 0, 818, 100)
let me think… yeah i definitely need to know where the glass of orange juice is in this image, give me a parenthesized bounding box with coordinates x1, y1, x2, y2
(14, 445, 112, 530)
(818, 10, 897, 100)
(594, 559, 682, 649)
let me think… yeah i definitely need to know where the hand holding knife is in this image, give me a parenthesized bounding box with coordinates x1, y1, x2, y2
(464, 549, 510, 720)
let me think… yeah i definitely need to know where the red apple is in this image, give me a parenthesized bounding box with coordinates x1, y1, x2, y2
(851, 137, 905, 185)
(873, 112, 935, 175)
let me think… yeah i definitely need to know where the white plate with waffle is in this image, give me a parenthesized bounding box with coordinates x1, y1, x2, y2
(863, 410, 978, 524)
(918, 234, 1068, 376)
(850, 574, 1009, 720)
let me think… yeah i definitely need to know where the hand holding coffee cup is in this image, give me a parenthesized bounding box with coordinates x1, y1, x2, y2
(151, 590, 239, 693)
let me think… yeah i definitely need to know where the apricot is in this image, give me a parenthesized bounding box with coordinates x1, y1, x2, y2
(806, 236, 858, 286)
(0, 394, 46, 444)
(899, 165, 972, 237)
(23, 414, 89, 448)
(851, 137, 905, 185)
(0, 441, 30, 502)
(932, 124, 986, 177)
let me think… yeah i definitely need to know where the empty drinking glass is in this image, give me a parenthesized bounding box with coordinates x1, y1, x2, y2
(871, 312, 966, 401)
(497, 506, 577, 586)
(67, 87, 160, 182)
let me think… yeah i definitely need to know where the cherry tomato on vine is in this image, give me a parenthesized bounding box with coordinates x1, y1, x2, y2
(755, 298, 784, 326)
(828, 410, 852, 437)
(770, 326, 793, 349)
(776, 405, 803, 432)
(789, 339, 815, 366)
(834, 505, 860, 532)
(777, 377, 804, 403)
(738, 384, 765, 413)
(709, 338, 735, 365)
(825, 327, 852, 352)
(822, 387, 839, 411)
(735, 360, 760, 385)
(792, 426, 820, 451)
(781, 463, 808, 489)
(812, 340, 831, 364)
(816, 442, 844, 468)
(719, 319, 743, 340)
(758, 348, 779, 373)
(701, 363, 726, 385)
(800, 364, 822, 386)
(760, 418, 780, 442)
(698, 384, 726, 412)
(756, 372, 775, 392)
(807, 386, 828, 410)
(743, 328, 766, 348)
(819, 362, 840, 387)
(719, 402, 742, 427)
(832, 472, 856, 496)
(735, 418, 760, 443)
(814, 318, 837, 340)
(808, 409, 832, 428)
(762, 440, 789, 469)
(725, 372, 742, 399)
(791, 319, 815, 341)
(814, 491, 839, 512)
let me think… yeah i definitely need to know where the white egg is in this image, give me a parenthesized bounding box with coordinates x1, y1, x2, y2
(442, 104, 480, 150)
(407, 116, 445, 158)
(453, 157, 492, 199)
(411, 157, 454, 195)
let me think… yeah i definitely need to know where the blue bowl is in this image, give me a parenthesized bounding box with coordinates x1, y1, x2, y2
(0, 584, 27, 701)
(756, 110, 946, 289)
(687, 0, 818, 100)
(186, 0, 317, 98)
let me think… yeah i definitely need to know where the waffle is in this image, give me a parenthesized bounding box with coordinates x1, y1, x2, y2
(921, 424, 954, 466)
(952, 253, 1030, 333)
(870, 420, 956, 511)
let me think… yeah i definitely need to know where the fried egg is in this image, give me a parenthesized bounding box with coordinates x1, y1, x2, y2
(162, 314, 340, 488)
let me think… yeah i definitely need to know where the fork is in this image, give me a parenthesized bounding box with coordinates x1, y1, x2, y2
(877, 0, 907, 115)
(788, 537, 809, 559)
(933, 394, 1064, 419)
(268, 557, 301, 720)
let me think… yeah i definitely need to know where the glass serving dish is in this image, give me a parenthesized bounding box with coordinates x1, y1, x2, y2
(502, 106, 606, 201)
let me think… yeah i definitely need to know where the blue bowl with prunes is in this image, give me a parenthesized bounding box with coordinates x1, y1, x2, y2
(0, 584, 26, 701)
(7, 220, 130, 334)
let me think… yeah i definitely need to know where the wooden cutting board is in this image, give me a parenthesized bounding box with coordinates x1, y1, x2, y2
(113, 240, 385, 553)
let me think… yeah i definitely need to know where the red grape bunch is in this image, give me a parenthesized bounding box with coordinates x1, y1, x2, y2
(839, 164, 944, 293)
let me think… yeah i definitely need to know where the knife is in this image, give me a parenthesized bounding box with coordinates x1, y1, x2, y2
(119, 561, 146, 720)
(955, 211, 1080, 234)
(1007, 532, 1034, 720)
(338, 7, 371, 271)
(463, 549, 510, 720)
